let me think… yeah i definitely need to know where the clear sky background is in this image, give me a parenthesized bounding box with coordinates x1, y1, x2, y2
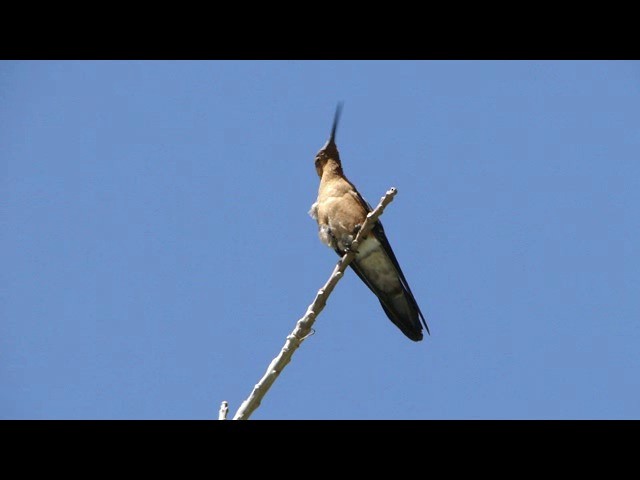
(2, 60, 639, 420)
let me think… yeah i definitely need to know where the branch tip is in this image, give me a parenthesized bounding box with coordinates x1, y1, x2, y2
(218, 400, 229, 420)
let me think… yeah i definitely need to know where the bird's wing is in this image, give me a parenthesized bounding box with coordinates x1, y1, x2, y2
(337, 180, 429, 337)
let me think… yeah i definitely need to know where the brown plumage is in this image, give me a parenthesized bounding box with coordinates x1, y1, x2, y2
(309, 104, 429, 341)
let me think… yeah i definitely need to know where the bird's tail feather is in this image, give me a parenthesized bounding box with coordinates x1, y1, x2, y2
(378, 294, 424, 342)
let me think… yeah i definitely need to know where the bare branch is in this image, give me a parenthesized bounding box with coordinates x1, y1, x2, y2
(232, 187, 398, 420)
(218, 400, 229, 420)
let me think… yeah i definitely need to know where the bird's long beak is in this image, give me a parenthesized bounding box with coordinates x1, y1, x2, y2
(329, 102, 343, 145)
(320, 102, 343, 154)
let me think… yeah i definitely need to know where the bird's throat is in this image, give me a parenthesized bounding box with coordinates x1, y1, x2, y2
(320, 158, 343, 181)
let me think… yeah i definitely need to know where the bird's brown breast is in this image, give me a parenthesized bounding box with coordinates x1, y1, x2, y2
(314, 175, 368, 250)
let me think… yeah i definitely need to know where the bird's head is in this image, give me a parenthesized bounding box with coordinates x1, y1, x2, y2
(314, 102, 343, 177)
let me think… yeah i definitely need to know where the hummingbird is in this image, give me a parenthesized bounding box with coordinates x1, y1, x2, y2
(309, 104, 429, 341)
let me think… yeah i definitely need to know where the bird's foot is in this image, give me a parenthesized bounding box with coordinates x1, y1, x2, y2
(343, 239, 360, 255)
(344, 246, 360, 255)
(344, 225, 362, 254)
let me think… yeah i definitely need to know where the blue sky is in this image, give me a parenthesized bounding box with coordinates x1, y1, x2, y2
(2, 60, 639, 419)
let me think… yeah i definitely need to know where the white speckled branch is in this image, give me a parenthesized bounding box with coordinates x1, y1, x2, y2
(231, 188, 398, 420)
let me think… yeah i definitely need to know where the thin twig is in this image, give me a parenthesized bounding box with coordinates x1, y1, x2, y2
(218, 400, 229, 420)
(231, 187, 398, 420)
